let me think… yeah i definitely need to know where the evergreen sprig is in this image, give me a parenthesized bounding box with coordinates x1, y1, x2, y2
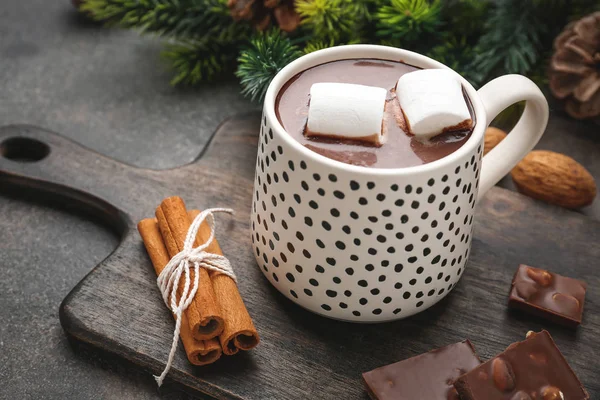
(81, 0, 246, 40)
(428, 36, 476, 82)
(77, 0, 600, 102)
(440, 0, 489, 41)
(296, 0, 361, 41)
(162, 39, 238, 85)
(236, 31, 303, 102)
(468, 0, 544, 85)
(375, 0, 442, 44)
(303, 38, 360, 54)
(303, 39, 337, 54)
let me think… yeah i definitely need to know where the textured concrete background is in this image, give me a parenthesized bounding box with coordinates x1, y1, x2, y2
(0, 1, 250, 399)
(0, 0, 254, 169)
(0, 1, 598, 399)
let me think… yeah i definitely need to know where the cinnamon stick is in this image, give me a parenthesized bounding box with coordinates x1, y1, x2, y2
(156, 197, 224, 340)
(188, 209, 260, 355)
(137, 218, 222, 366)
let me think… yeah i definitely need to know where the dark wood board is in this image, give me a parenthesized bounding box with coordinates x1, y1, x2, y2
(0, 115, 598, 399)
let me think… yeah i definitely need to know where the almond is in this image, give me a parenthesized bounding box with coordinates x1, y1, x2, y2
(511, 150, 596, 209)
(491, 358, 516, 392)
(484, 127, 507, 155)
(541, 386, 564, 400)
(511, 391, 533, 400)
(526, 267, 552, 287)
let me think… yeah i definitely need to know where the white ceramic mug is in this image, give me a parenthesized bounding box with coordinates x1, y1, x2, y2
(251, 45, 548, 322)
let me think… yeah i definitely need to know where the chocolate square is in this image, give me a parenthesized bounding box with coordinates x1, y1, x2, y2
(509, 264, 587, 327)
(454, 330, 589, 399)
(362, 340, 481, 399)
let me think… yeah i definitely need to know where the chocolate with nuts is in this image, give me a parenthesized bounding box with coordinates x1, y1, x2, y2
(362, 340, 481, 399)
(454, 330, 589, 399)
(509, 264, 587, 327)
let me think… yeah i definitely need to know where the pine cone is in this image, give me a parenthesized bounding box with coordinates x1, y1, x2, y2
(548, 12, 600, 119)
(227, 0, 300, 32)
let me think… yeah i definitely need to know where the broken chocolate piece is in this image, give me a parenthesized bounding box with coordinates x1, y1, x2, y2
(509, 264, 587, 327)
(454, 330, 589, 400)
(362, 340, 481, 400)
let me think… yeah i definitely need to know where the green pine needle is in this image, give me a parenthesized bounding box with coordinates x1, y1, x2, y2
(81, 0, 246, 41)
(428, 36, 477, 84)
(236, 30, 303, 102)
(79, 0, 600, 94)
(162, 39, 237, 85)
(303, 38, 361, 54)
(296, 0, 360, 41)
(440, 0, 490, 40)
(351, 0, 376, 21)
(376, 0, 442, 43)
(303, 39, 338, 54)
(467, 0, 544, 85)
(491, 102, 526, 131)
(466, 0, 599, 85)
(532, 0, 600, 22)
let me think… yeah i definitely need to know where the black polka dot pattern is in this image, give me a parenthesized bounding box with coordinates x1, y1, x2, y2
(251, 111, 481, 321)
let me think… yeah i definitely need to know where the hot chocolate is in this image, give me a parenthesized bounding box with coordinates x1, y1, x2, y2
(275, 59, 475, 169)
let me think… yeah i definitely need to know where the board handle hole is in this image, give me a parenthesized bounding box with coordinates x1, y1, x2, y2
(1, 137, 50, 162)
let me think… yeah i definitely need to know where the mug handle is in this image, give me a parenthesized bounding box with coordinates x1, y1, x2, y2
(476, 75, 549, 203)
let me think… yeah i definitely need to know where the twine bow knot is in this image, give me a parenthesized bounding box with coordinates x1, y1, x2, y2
(154, 208, 235, 386)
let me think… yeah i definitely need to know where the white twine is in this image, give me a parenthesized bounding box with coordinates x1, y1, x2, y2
(154, 207, 236, 387)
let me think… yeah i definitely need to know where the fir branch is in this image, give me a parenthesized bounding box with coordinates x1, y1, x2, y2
(162, 39, 238, 85)
(375, 0, 442, 43)
(428, 36, 477, 83)
(468, 0, 599, 85)
(527, 53, 552, 87)
(303, 38, 361, 54)
(440, 0, 490, 41)
(303, 39, 337, 54)
(468, 0, 544, 85)
(492, 102, 525, 131)
(529, 0, 600, 48)
(81, 0, 247, 40)
(532, 0, 600, 22)
(352, 0, 377, 21)
(236, 30, 302, 102)
(296, 0, 361, 42)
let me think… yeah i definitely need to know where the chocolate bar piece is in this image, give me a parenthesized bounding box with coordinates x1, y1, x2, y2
(362, 340, 481, 399)
(509, 264, 587, 327)
(454, 330, 589, 400)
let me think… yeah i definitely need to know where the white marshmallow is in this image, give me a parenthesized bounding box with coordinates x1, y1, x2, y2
(306, 82, 387, 146)
(395, 69, 472, 139)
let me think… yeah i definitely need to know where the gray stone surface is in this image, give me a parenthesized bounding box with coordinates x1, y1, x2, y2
(0, 1, 599, 399)
(0, 0, 254, 169)
(0, 1, 250, 399)
(0, 195, 166, 399)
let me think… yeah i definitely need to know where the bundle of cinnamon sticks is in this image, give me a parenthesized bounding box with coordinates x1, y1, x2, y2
(137, 196, 259, 366)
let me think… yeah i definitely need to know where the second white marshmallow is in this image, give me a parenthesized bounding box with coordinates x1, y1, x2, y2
(395, 69, 473, 139)
(306, 82, 387, 146)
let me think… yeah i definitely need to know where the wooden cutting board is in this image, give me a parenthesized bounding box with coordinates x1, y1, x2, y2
(1, 115, 598, 399)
